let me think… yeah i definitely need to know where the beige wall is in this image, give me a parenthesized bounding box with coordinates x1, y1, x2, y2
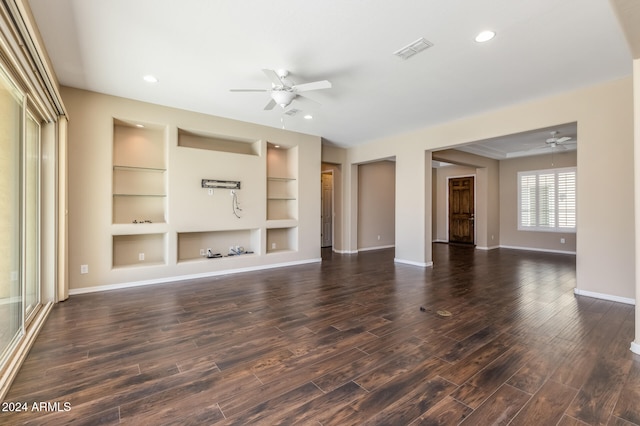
(63, 87, 321, 292)
(344, 77, 634, 300)
(499, 151, 577, 253)
(357, 161, 395, 250)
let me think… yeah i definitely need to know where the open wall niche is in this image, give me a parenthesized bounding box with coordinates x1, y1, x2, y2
(267, 144, 298, 221)
(112, 120, 167, 224)
(113, 233, 166, 268)
(266, 227, 298, 253)
(178, 128, 261, 156)
(178, 229, 260, 262)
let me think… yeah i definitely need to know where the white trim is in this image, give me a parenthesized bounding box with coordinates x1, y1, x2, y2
(573, 288, 635, 305)
(333, 249, 358, 254)
(631, 341, 640, 355)
(499, 245, 576, 255)
(432, 239, 448, 243)
(476, 245, 500, 251)
(358, 244, 395, 252)
(394, 258, 434, 268)
(69, 258, 322, 295)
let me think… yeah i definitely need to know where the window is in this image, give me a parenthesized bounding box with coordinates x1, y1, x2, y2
(518, 167, 576, 232)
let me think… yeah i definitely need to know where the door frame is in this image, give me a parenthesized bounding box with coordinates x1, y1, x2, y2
(446, 174, 476, 245)
(321, 170, 334, 248)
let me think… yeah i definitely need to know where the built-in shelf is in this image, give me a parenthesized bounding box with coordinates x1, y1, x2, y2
(113, 233, 166, 268)
(266, 227, 298, 254)
(177, 229, 260, 262)
(178, 128, 261, 156)
(267, 145, 298, 221)
(112, 120, 167, 265)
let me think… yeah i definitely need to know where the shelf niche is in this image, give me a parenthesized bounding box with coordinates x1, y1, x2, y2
(113, 120, 167, 224)
(266, 227, 298, 253)
(178, 128, 261, 156)
(113, 233, 166, 268)
(178, 229, 260, 262)
(267, 144, 298, 221)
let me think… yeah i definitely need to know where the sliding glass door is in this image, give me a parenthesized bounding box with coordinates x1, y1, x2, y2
(0, 66, 24, 363)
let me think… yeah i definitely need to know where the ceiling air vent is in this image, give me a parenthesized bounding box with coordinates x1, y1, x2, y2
(284, 108, 301, 116)
(394, 37, 434, 60)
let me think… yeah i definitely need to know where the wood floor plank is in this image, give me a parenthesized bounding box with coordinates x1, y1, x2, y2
(613, 359, 640, 425)
(565, 355, 633, 425)
(409, 395, 473, 425)
(5, 245, 634, 425)
(459, 383, 531, 425)
(510, 379, 578, 425)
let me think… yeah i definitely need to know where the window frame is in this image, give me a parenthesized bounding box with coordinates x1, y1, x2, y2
(517, 166, 576, 233)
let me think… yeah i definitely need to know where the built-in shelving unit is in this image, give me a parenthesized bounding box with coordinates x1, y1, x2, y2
(112, 120, 167, 269)
(112, 120, 167, 224)
(113, 233, 166, 268)
(178, 128, 261, 156)
(266, 144, 298, 222)
(177, 229, 260, 262)
(266, 143, 299, 253)
(266, 226, 298, 254)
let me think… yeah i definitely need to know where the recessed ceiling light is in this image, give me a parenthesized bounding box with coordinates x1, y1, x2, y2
(143, 75, 159, 83)
(274, 145, 280, 148)
(304, 114, 313, 120)
(475, 30, 496, 43)
(135, 124, 145, 128)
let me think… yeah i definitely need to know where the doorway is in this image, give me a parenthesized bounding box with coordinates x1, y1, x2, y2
(448, 176, 475, 245)
(321, 171, 333, 248)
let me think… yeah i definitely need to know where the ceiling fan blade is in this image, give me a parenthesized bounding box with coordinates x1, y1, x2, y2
(296, 94, 322, 108)
(292, 80, 332, 92)
(262, 69, 284, 87)
(230, 89, 268, 92)
(556, 136, 571, 143)
(263, 99, 277, 110)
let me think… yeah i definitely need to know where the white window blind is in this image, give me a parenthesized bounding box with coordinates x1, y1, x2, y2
(518, 167, 576, 232)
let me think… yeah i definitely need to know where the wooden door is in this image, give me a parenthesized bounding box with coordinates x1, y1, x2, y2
(321, 171, 333, 247)
(449, 176, 475, 245)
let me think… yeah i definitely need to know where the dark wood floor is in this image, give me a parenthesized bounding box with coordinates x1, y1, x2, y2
(3, 244, 639, 425)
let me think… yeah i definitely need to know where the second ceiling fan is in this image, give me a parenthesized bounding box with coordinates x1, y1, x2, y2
(231, 69, 331, 110)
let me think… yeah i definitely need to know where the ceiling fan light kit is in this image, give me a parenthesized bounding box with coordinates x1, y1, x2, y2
(231, 68, 332, 112)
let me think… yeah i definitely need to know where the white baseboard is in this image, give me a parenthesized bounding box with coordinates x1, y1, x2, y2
(333, 249, 358, 254)
(358, 244, 395, 252)
(573, 288, 635, 305)
(69, 258, 322, 295)
(476, 245, 500, 251)
(631, 341, 640, 355)
(394, 258, 434, 268)
(499, 245, 576, 255)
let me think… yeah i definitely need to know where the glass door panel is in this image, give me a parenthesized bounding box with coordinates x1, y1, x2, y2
(24, 112, 40, 322)
(0, 67, 24, 363)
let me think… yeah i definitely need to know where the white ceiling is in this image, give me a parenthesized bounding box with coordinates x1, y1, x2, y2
(28, 0, 632, 150)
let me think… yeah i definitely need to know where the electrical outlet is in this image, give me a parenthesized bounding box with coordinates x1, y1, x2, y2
(138, 253, 145, 261)
(560, 238, 566, 244)
(271, 242, 276, 250)
(377, 235, 381, 240)
(80, 264, 88, 274)
(200, 248, 205, 256)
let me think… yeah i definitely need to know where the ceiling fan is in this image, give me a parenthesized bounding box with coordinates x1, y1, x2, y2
(230, 69, 331, 111)
(545, 131, 572, 149)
